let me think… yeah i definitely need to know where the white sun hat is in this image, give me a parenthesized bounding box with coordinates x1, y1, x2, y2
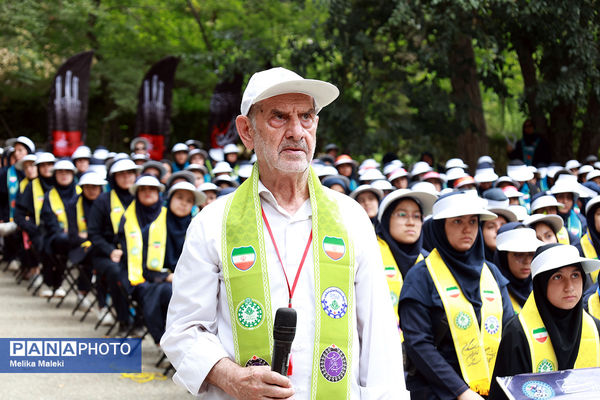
(507, 163, 534, 182)
(445, 167, 468, 182)
(586, 169, 600, 182)
(531, 244, 600, 278)
(530, 195, 564, 213)
(317, 165, 340, 178)
(52, 160, 77, 173)
(565, 159, 581, 171)
(237, 163, 253, 179)
(349, 185, 383, 201)
(172, 143, 189, 153)
(34, 152, 56, 166)
(502, 186, 524, 199)
(585, 196, 600, 215)
(388, 168, 409, 183)
(110, 158, 141, 175)
(15, 154, 38, 171)
(241, 67, 339, 116)
(129, 174, 165, 195)
(223, 143, 239, 155)
(578, 165, 594, 176)
(411, 181, 440, 196)
(432, 192, 497, 221)
(477, 155, 494, 165)
(198, 182, 219, 193)
(15, 136, 35, 153)
(359, 168, 386, 182)
(377, 188, 437, 222)
(445, 158, 468, 170)
(410, 161, 433, 177)
(212, 161, 234, 175)
(523, 214, 565, 234)
(168, 181, 206, 206)
(507, 205, 529, 221)
(78, 172, 107, 186)
(371, 179, 394, 193)
(383, 160, 403, 176)
(474, 167, 499, 184)
(72, 146, 92, 160)
(496, 228, 544, 253)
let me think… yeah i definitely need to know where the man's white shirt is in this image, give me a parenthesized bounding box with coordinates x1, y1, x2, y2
(161, 181, 409, 399)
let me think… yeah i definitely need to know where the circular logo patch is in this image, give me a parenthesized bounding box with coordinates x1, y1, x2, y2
(131, 246, 140, 256)
(521, 380, 555, 399)
(150, 258, 159, 268)
(484, 315, 500, 335)
(536, 358, 555, 373)
(321, 287, 348, 319)
(454, 311, 472, 330)
(245, 355, 269, 367)
(319, 345, 347, 382)
(236, 298, 264, 329)
(390, 291, 399, 306)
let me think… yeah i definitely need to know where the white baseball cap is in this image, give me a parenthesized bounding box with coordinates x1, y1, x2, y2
(15, 154, 37, 171)
(377, 188, 437, 222)
(78, 172, 107, 186)
(496, 228, 543, 253)
(110, 158, 141, 175)
(432, 192, 497, 221)
(240, 67, 339, 116)
(34, 152, 56, 166)
(129, 175, 165, 195)
(531, 244, 600, 278)
(168, 181, 206, 206)
(15, 136, 35, 153)
(52, 160, 77, 173)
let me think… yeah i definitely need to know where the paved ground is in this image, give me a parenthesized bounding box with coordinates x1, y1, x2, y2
(0, 266, 190, 399)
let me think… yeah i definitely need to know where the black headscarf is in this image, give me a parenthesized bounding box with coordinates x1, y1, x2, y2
(53, 174, 79, 236)
(532, 258, 584, 370)
(376, 197, 424, 277)
(134, 191, 163, 230)
(430, 217, 486, 307)
(493, 222, 532, 306)
(421, 217, 435, 252)
(585, 201, 600, 256)
(39, 174, 54, 192)
(108, 173, 134, 209)
(164, 194, 192, 270)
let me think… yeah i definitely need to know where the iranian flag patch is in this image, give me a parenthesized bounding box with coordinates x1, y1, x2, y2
(533, 327, 548, 343)
(446, 286, 460, 298)
(231, 246, 256, 271)
(323, 236, 345, 261)
(483, 289, 496, 302)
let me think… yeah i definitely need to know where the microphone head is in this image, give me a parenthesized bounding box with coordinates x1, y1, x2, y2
(273, 307, 297, 342)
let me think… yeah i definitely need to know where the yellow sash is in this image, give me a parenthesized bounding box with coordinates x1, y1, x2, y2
(426, 249, 503, 396)
(556, 226, 570, 245)
(124, 201, 167, 286)
(32, 178, 45, 226)
(48, 187, 84, 233)
(580, 232, 599, 283)
(588, 291, 600, 320)
(110, 190, 125, 235)
(19, 177, 29, 194)
(519, 293, 600, 372)
(508, 291, 522, 314)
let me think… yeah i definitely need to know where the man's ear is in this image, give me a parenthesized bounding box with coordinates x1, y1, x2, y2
(236, 115, 254, 151)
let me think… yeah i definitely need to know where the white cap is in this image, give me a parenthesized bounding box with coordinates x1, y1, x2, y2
(586, 170, 600, 182)
(52, 160, 77, 172)
(185, 163, 208, 175)
(377, 188, 437, 222)
(370, 179, 394, 192)
(241, 67, 339, 116)
(214, 174, 238, 187)
(172, 143, 189, 153)
(411, 181, 439, 196)
(383, 160, 403, 176)
(445, 167, 468, 182)
(223, 143, 239, 155)
(410, 161, 433, 177)
(578, 165, 594, 176)
(550, 174, 588, 198)
(198, 182, 219, 193)
(531, 244, 600, 278)
(507, 205, 529, 221)
(212, 161, 233, 175)
(349, 185, 383, 201)
(477, 155, 494, 165)
(565, 159, 581, 170)
(110, 158, 141, 175)
(131, 153, 149, 161)
(129, 175, 165, 195)
(317, 165, 339, 178)
(503, 186, 524, 198)
(359, 168, 385, 182)
(496, 228, 543, 252)
(445, 158, 468, 170)
(523, 214, 564, 234)
(130, 137, 150, 151)
(487, 207, 518, 223)
(432, 192, 497, 221)
(15, 136, 35, 153)
(15, 154, 37, 171)
(78, 172, 107, 186)
(388, 168, 408, 182)
(72, 146, 92, 160)
(531, 195, 564, 213)
(168, 181, 206, 206)
(474, 167, 499, 184)
(238, 163, 253, 179)
(507, 164, 534, 182)
(359, 159, 380, 171)
(93, 148, 109, 160)
(209, 148, 224, 162)
(585, 196, 600, 215)
(34, 152, 56, 166)
(87, 164, 107, 180)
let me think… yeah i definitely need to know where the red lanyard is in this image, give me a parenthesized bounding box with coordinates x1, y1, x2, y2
(261, 206, 312, 308)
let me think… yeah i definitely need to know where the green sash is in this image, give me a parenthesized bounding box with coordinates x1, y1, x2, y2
(222, 164, 355, 399)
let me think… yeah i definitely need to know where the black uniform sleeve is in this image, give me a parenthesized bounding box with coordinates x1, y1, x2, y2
(39, 194, 62, 254)
(0, 167, 9, 222)
(14, 183, 39, 237)
(488, 316, 532, 400)
(87, 193, 116, 258)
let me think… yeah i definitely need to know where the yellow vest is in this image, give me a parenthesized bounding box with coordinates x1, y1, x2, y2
(519, 293, 600, 372)
(31, 178, 45, 226)
(426, 249, 503, 396)
(580, 231, 599, 283)
(124, 201, 167, 286)
(48, 187, 84, 233)
(110, 190, 125, 234)
(588, 291, 600, 320)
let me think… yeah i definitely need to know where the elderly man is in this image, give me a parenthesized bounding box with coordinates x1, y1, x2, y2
(161, 68, 407, 399)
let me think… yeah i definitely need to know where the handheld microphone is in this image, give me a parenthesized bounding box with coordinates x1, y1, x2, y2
(271, 307, 297, 375)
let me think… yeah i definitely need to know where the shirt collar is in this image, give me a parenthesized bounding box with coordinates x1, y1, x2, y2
(258, 180, 312, 221)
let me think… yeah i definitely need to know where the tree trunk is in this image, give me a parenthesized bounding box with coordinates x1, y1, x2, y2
(448, 33, 488, 172)
(578, 92, 600, 160)
(548, 102, 576, 163)
(513, 36, 548, 136)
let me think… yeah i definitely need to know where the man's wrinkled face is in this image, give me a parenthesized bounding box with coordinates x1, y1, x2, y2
(247, 93, 318, 174)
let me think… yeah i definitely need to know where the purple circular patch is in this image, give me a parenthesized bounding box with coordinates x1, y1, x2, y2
(319, 345, 347, 382)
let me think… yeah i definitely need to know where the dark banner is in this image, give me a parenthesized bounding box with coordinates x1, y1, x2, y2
(48, 51, 94, 157)
(208, 74, 243, 149)
(134, 56, 179, 160)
